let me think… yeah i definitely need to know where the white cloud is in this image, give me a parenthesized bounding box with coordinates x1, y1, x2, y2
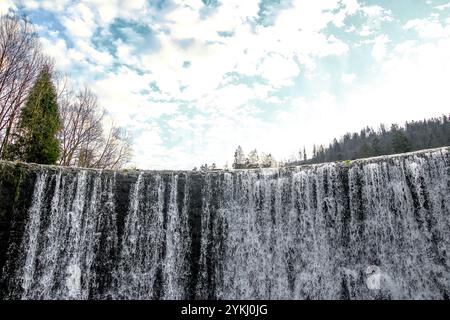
(346, 37, 450, 132)
(15, 0, 150, 26)
(404, 18, 450, 38)
(361, 5, 393, 23)
(258, 54, 301, 88)
(119, 0, 353, 102)
(60, 3, 96, 39)
(200, 83, 272, 116)
(24, 0, 356, 110)
(0, 0, 16, 14)
(342, 73, 356, 84)
(435, 3, 450, 11)
(372, 34, 390, 61)
(39, 34, 113, 75)
(342, 0, 360, 15)
(332, 0, 360, 27)
(88, 66, 179, 127)
(14, 0, 72, 12)
(40, 37, 77, 70)
(357, 4, 393, 37)
(73, 39, 114, 65)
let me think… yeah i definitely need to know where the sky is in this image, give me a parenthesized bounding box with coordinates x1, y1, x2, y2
(1, 0, 450, 169)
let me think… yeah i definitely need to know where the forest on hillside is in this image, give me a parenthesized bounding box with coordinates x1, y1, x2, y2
(284, 115, 450, 166)
(230, 115, 449, 170)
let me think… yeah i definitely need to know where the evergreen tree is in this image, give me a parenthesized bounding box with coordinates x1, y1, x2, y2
(6, 67, 61, 164)
(371, 136, 382, 155)
(360, 142, 374, 158)
(391, 124, 411, 154)
(248, 149, 259, 167)
(233, 145, 246, 169)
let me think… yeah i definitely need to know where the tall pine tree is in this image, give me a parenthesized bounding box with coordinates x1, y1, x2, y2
(6, 66, 61, 164)
(391, 124, 411, 154)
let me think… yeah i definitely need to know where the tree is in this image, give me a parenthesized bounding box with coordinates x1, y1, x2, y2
(370, 136, 381, 156)
(57, 86, 105, 166)
(5, 66, 60, 164)
(260, 153, 276, 168)
(391, 124, 411, 154)
(360, 142, 374, 158)
(0, 14, 46, 157)
(233, 145, 245, 169)
(85, 124, 132, 169)
(248, 149, 259, 167)
(77, 147, 94, 168)
(57, 83, 132, 169)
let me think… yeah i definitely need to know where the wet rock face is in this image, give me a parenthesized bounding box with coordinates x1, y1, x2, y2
(0, 148, 449, 300)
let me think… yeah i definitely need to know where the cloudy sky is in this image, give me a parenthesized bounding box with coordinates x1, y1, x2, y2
(1, 0, 450, 169)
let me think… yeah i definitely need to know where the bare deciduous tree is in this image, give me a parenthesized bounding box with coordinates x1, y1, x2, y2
(0, 14, 46, 157)
(85, 124, 133, 169)
(58, 86, 104, 166)
(58, 85, 132, 169)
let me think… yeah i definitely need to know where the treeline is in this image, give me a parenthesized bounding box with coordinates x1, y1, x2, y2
(0, 14, 131, 169)
(285, 115, 450, 166)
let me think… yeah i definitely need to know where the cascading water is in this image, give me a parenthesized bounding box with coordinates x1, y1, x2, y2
(0, 148, 449, 300)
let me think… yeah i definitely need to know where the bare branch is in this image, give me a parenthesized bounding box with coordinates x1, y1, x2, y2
(58, 85, 133, 169)
(0, 13, 46, 157)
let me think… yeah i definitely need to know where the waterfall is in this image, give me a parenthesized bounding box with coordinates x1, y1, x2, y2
(0, 148, 449, 299)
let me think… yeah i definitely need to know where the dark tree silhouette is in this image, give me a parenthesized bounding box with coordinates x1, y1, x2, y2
(5, 66, 61, 164)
